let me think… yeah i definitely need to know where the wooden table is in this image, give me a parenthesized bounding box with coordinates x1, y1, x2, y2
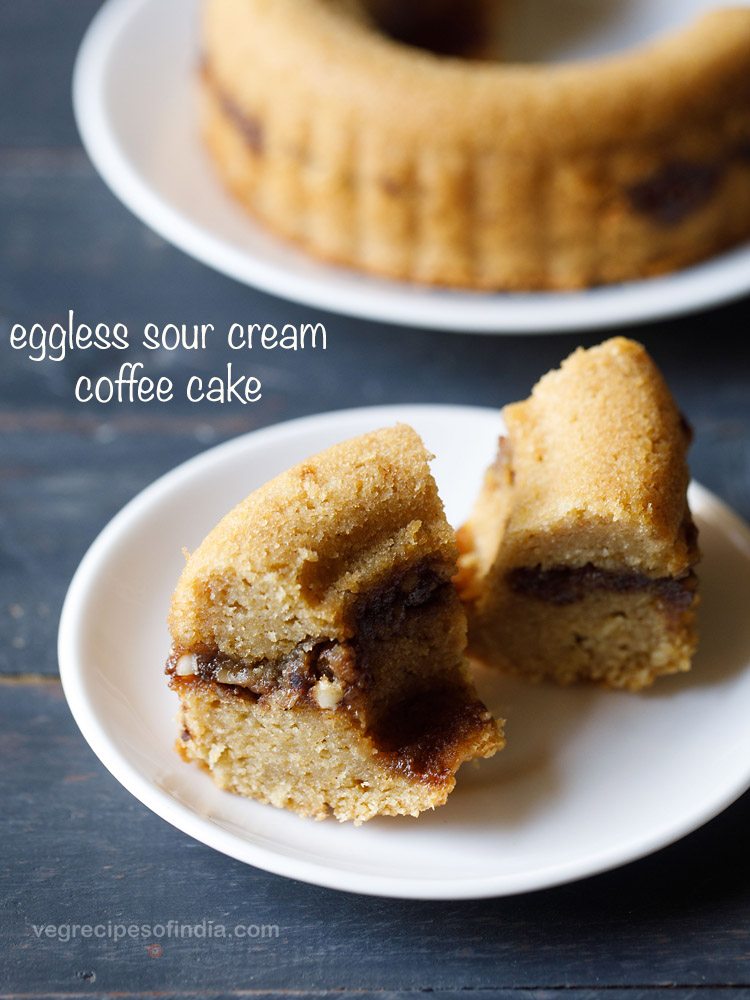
(2, 3, 750, 995)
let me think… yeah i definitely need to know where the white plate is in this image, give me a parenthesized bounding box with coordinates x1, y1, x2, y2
(72, 0, 750, 334)
(59, 404, 750, 899)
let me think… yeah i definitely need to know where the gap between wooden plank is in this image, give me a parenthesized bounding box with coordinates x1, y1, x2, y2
(0, 674, 61, 685)
(0, 149, 91, 172)
(3, 986, 750, 997)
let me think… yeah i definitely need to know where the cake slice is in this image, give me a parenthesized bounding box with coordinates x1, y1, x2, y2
(456, 338, 699, 691)
(167, 424, 502, 823)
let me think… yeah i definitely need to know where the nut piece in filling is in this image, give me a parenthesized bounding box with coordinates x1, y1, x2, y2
(166, 424, 502, 824)
(456, 337, 699, 691)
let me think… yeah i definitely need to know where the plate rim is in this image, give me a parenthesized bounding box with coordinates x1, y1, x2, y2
(58, 403, 750, 899)
(71, 0, 750, 335)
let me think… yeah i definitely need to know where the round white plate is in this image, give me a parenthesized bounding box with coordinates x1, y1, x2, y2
(72, 0, 750, 334)
(59, 404, 750, 899)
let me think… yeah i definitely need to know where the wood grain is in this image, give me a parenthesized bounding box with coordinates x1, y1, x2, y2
(0, 0, 102, 150)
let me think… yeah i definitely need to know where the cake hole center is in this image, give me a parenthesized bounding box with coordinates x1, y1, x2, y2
(365, 0, 749, 64)
(364, 0, 490, 59)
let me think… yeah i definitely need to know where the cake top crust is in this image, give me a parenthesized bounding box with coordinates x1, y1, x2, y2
(168, 424, 457, 660)
(205, 0, 750, 151)
(500, 337, 695, 576)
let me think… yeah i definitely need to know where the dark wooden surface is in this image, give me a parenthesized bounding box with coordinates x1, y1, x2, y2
(2, 2, 750, 995)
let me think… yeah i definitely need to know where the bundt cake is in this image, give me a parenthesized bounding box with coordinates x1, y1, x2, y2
(201, 0, 750, 289)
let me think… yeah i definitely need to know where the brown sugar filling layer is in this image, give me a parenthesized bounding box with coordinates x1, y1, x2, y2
(350, 561, 450, 640)
(167, 639, 355, 706)
(370, 683, 495, 783)
(508, 563, 697, 612)
(627, 160, 722, 227)
(167, 563, 490, 785)
(492, 432, 699, 614)
(201, 62, 265, 155)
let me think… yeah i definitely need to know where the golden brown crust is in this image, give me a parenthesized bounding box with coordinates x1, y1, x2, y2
(201, 0, 750, 290)
(169, 424, 457, 660)
(494, 337, 696, 577)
